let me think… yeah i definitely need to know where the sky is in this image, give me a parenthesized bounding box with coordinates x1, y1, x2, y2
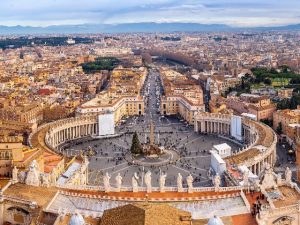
(1, 0, 300, 27)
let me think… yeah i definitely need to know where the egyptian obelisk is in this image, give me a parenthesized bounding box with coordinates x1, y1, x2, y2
(149, 122, 154, 145)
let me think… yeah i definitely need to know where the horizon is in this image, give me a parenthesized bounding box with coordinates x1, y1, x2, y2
(1, 21, 300, 29)
(1, 0, 300, 28)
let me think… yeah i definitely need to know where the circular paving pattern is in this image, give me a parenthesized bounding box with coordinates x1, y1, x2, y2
(124, 148, 181, 167)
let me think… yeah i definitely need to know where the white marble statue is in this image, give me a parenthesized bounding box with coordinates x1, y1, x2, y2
(115, 173, 122, 192)
(79, 171, 86, 185)
(25, 160, 40, 187)
(144, 171, 152, 193)
(243, 171, 249, 187)
(177, 173, 183, 192)
(186, 174, 193, 193)
(50, 170, 57, 185)
(83, 155, 89, 167)
(261, 164, 277, 189)
(103, 172, 111, 192)
(12, 166, 19, 184)
(42, 174, 50, 187)
(285, 167, 292, 184)
(159, 173, 167, 193)
(132, 172, 139, 192)
(214, 173, 221, 191)
(277, 173, 283, 186)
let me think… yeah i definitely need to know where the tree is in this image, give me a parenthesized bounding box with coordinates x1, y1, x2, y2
(264, 78, 272, 86)
(130, 132, 142, 155)
(261, 119, 273, 127)
(276, 122, 283, 135)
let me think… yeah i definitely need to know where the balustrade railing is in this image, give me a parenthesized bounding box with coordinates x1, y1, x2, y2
(56, 183, 242, 194)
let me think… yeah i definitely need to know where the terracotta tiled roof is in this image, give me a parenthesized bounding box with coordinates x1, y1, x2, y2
(100, 203, 191, 225)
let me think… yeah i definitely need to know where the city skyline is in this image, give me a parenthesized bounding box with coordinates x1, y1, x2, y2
(1, 0, 300, 27)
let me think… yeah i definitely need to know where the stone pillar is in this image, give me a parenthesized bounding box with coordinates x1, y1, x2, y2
(149, 122, 154, 145)
(55, 133, 57, 146)
(194, 121, 198, 132)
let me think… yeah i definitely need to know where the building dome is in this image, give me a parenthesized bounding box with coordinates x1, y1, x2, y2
(207, 215, 224, 225)
(69, 212, 85, 225)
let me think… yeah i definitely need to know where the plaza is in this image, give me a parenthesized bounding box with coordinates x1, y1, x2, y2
(63, 116, 240, 187)
(56, 69, 240, 188)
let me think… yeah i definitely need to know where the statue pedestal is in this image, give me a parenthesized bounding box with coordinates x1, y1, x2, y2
(146, 187, 152, 193)
(188, 188, 193, 193)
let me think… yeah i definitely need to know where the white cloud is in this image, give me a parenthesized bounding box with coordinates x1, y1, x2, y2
(0, 0, 299, 27)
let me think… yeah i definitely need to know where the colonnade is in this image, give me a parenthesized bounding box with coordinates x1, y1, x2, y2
(197, 120, 231, 135)
(194, 113, 277, 176)
(46, 116, 98, 149)
(251, 153, 275, 175)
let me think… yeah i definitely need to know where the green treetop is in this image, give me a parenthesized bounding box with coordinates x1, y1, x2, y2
(130, 132, 142, 155)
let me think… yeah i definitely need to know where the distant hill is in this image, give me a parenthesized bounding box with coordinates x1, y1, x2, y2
(0, 23, 299, 34)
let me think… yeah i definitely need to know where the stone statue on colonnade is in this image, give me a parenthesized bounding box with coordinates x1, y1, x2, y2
(285, 167, 292, 185)
(186, 174, 193, 193)
(42, 174, 50, 187)
(115, 173, 122, 192)
(214, 173, 221, 191)
(144, 171, 152, 193)
(103, 172, 111, 192)
(177, 173, 183, 192)
(159, 173, 167, 193)
(25, 160, 40, 187)
(132, 172, 139, 192)
(50, 170, 57, 185)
